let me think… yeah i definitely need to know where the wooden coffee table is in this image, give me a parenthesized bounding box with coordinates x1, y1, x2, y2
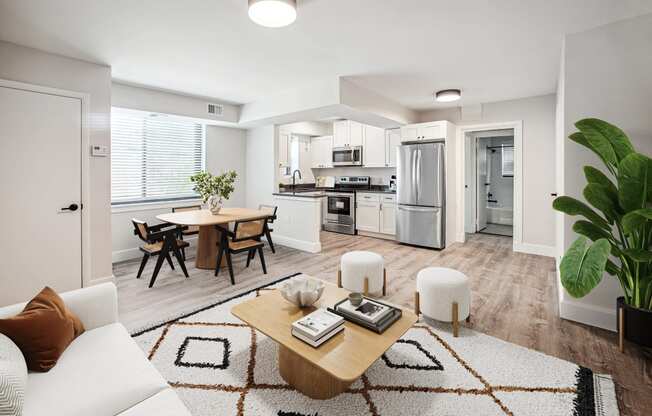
(231, 280, 418, 399)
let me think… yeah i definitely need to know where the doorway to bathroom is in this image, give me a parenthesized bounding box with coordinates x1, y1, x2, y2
(464, 129, 515, 238)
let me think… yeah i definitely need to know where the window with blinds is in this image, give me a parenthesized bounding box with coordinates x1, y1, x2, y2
(111, 107, 205, 205)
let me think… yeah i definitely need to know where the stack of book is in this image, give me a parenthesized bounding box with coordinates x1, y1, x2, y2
(329, 297, 402, 334)
(291, 309, 345, 348)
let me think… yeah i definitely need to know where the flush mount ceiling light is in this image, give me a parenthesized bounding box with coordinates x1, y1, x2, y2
(435, 89, 462, 103)
(248, 0, 297, 28)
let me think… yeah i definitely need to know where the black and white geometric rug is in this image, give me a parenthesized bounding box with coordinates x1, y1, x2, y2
(132, 274, 619, 416)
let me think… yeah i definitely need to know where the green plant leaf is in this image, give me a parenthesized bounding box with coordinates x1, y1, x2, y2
(583, 183, 619, 223)
(560, 237, 611, 298)
(618, 153, 652, 211)
(572, 220, 612, 242)
(623, 249, 652, 263)
(583, 166, 618, 197)
(622, 208, 652, 235)
(575, 119, 618, 168)
(576, 118, 634, 162)
(552, 196, 611, 230)
(605, 259, 619, 276)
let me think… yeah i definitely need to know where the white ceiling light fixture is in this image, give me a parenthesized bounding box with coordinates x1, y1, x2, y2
(435, 89, 461, 103)
(248, 0, 297, 28)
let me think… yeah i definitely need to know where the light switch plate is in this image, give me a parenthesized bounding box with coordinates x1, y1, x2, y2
(90, 144, 109, 157)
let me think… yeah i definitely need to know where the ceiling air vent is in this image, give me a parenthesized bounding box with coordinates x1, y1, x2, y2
(207, 103, 223, 116)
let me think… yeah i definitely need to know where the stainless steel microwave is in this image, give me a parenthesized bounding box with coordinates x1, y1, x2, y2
(332, 146, 362, 166)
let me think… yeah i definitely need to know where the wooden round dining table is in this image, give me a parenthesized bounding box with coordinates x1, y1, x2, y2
(156, 207, 270, 270)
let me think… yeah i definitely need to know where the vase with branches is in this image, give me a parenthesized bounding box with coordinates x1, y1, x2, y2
(190, 170, 237, 215)
(553, 118, 652, 347)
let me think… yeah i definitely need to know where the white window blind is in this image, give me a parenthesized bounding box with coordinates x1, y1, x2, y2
(111, 107, 205, 204)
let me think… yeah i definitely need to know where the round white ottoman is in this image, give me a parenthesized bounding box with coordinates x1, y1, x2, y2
(415, 267, 470, 337)
(338, 251, 386, 296)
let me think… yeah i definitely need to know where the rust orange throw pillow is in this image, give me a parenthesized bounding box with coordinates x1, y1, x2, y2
(0, 287, 84, 372)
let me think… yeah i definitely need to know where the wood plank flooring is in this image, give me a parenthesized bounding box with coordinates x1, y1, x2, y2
(113, 232, 652, 416)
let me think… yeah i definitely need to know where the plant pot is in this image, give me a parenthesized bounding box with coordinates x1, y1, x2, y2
(617, 297, 652, 348)
(207, 195, 223, 215)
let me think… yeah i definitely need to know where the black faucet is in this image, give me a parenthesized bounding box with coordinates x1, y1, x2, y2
(292, 169, 302, 195)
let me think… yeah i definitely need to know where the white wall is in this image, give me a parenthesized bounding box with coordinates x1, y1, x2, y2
(420, 94, 557, 251)
(0, 41, 113, 284)
(246, 125, 276, 209)
(558, 13, 652, 331)
(112, 82, 240, 124)
(279, 121, 332, 137)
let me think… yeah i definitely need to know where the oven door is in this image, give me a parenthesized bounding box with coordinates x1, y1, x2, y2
(325, 194, 354, 226)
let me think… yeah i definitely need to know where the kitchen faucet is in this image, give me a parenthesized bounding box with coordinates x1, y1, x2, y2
(292, 169, 302, 195)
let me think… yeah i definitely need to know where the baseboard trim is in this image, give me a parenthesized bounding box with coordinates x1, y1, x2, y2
(357, 230, 396, 241)
(86, 275, 115, 286)
(513, 242, 556, 257)
(559, 299, 617, 332)
(112, 237, 198, 263)
(272, 234, 321, 253)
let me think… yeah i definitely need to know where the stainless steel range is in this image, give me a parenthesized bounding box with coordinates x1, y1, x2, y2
(322, 176, 370, 235)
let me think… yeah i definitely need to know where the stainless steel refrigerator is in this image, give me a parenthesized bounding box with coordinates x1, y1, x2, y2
(396, 141, 445, 248)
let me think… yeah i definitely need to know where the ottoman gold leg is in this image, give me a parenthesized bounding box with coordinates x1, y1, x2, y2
(414, 291, 420, 316)
(337, 269, 342, 288)
(382, 269, 387, 296)
(363, 277, 369, 296)
(452, 302, 459, 337)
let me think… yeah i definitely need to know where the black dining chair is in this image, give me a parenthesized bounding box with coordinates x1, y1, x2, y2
(258, 204, 278, 253)
(171, 205, 202, 260)
(214, 217, 268, 285)
(132, 219, 190, 288)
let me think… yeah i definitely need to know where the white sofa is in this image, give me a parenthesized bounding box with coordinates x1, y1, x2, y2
(0, 283, 191, 416)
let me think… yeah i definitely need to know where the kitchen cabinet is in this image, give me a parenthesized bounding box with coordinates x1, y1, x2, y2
(333, 120, 363, 148)
(379, 195, 396, 235)
(311, 135, 333, 168)
(278, 132, 290, 167)
(386, 129, 401, 168)
(363, 125, 386, 167)
(356, 193, 395, 236)
(356, 193, 380, 232)
(400, 121, 445, 142)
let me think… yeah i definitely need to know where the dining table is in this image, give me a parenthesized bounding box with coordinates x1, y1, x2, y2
(156, 207, 271, 270)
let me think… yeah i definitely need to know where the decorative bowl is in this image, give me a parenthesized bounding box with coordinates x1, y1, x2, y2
(348, 292, 363, 306)
(279, 275, 325, 308)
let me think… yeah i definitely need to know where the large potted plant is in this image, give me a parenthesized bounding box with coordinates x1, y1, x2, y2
(190, 170, 237, 215)
(553, 118, 652, 349)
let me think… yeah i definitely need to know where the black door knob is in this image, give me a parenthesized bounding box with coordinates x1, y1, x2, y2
(62, 203, 79, 211)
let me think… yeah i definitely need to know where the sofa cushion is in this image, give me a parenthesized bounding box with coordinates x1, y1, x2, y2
(117, 388, 191, 416)
(0, 287, 85, 372)
(23, 323, 168, 416)
(0, 333, 27, 416)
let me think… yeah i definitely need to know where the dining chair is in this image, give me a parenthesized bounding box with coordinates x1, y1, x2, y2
(132, 219, 190, 288)
(171, 205, 202, 260)
(214, 217, 268, 285)
(258, 204, 278, 253)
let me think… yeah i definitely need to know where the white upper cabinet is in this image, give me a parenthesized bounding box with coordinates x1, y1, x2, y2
(333, 120, 363, 147)
(363, 125, 386, 167)
(349, 121, 363, 146)
(311, 135, 333, 168)
(386, 129, 401, 168)
(400, 121, 446, 142)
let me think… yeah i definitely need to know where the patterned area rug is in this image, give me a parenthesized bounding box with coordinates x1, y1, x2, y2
(132, 274, 619, 416)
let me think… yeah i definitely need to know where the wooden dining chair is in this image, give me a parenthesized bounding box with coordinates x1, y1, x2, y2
(132, 219, 190, 288)
(171, 205, 201, 260)
(214, 217, 268, 284)
(258, 204, 278, 253)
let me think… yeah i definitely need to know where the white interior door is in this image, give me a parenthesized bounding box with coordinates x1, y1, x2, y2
(476, 139, 488, 232)
(0, 85, 83, 306)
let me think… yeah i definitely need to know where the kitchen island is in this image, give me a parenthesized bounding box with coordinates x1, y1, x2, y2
(271, 192, 325, 253)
